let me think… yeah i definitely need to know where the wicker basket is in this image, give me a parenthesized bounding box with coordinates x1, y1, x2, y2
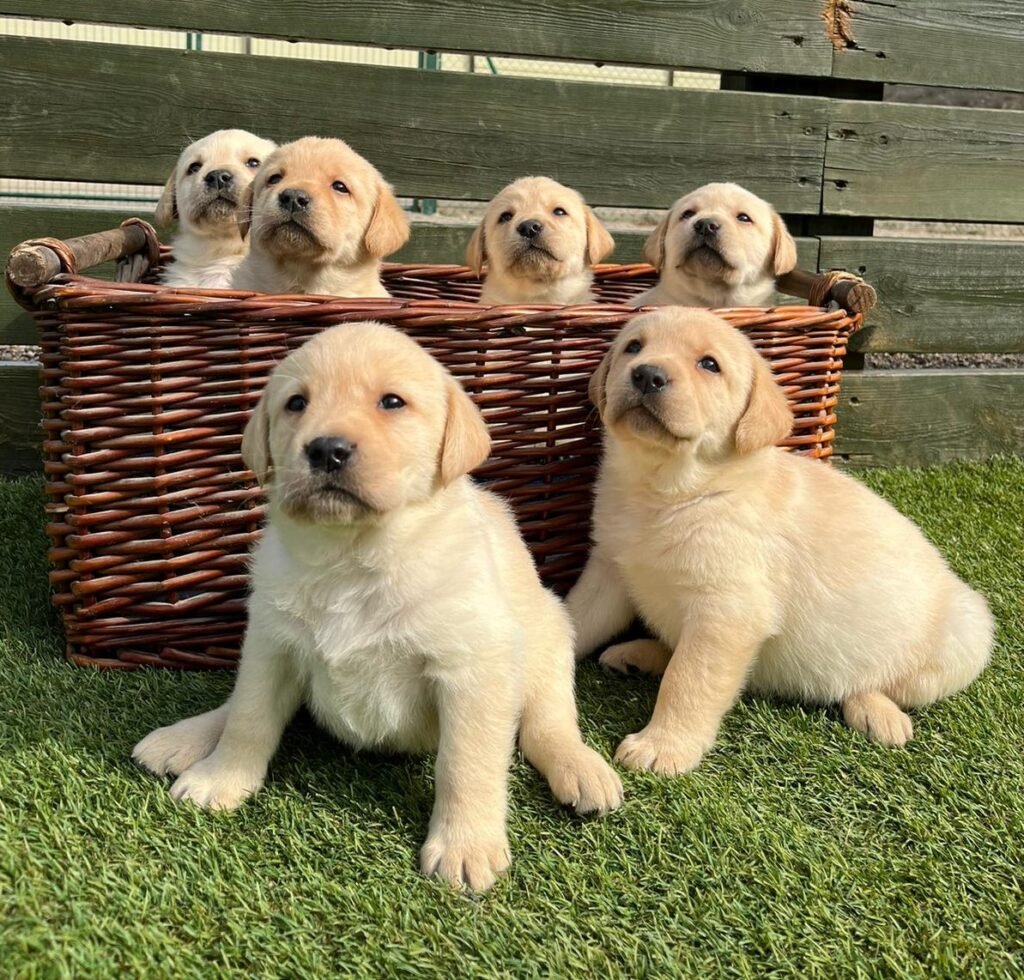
(7, 228, 864, 669)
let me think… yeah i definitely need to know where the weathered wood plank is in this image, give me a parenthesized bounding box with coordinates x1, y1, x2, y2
(0, 37, 827, 210)
(821, 237, 1024, 354)
(0, 1, 832, 76)
(0, 362, 41, 475)
(823, 100, 1024, 222)
(835, 370, 1024, 467)
(831, 0, 1024, 95)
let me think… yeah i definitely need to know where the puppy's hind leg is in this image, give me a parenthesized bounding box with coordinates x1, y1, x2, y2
(133, 704, 229, 777)
(842, 691, 914, 747)
(600, 638, 672, 676)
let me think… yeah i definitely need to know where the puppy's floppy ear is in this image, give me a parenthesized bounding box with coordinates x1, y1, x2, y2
(585, 207, 615, 266)
(642, 211, 671, 271)
(237, 182, 255, 241)
(588, 345, 613, 417)
(465, 220, 486, 276)
(154, 168, 178, 226)
(770, 211, 798, 276)
(439, 375, 491, 485)
(364, 180, 410, 258)
(734, 350, 793, 454)
(241, 387, 273, 484)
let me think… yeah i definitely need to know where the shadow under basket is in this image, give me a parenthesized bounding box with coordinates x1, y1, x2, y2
(15, 261, 862, 669)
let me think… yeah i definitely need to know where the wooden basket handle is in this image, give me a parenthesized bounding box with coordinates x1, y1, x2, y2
(776, 267, 876, 316)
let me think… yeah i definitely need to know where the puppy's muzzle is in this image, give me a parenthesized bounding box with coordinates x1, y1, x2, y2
(204, 169, 235, 192)
(631, 363, 670, 396)
(278, 188, 312, 215)
(305, 436, 356, 473)
(517, 219, 544, 240)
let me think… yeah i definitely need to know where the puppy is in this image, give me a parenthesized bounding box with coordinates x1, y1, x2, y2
(467, 176, 615, 304)
(156, 129, 277, 288)
(231, 137, 410, 297)
(133, 322, 622, 892)
(631, 183, 797, 308)
(568, 307, 993, 775)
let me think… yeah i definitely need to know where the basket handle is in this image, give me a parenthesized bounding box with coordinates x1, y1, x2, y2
(5, 219, 161, 291)
(776, 267, 876, 315)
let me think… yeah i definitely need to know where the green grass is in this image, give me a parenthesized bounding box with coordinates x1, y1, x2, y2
(1, 460, 1022, 978)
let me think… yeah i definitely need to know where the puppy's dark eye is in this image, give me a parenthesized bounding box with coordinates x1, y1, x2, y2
(698, 356, 720, 374)
(680, 209, 695, 221)
(498, 211, 513, 224)
(266, 173, 283, 186)
(624, 339, 643, 355)
(245, 157, 261, 169)
(285, 394, 307, 412)
(186, 161, 202, 175)
(737, 213, 753, 224)
(553, 207, 568, 217)
(332, 181, 349, 194)
(379, 393, 406, 411)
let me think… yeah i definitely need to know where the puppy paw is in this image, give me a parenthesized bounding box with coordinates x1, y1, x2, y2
(168, 755, 263, 811)
(599, 639, 672, 676)
(132, 706, 227, 777)
(420, 831, 511, 893)
(545, 745, 624, 816)
(843, 692, 914, 747)
(615, 726, 709, 776)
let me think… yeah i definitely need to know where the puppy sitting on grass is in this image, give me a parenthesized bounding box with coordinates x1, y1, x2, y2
(156, 129, 277, 288)
(568, 308, 993, 774)
(467, 176, 615, 304)
(133, 322, 622, 892)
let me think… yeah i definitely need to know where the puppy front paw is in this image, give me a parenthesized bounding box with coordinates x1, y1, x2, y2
(546, 745, 624, 816)
(420, 830, 511, 892)
(132, 707, 227, 778)
(168, 755, 263, 811)
(615, 725, 710, 776)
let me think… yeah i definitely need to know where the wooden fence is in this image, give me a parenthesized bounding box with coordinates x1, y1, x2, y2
(1, 0, 1022, 474)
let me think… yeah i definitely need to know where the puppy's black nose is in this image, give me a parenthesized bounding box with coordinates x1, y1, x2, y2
(693, 218, 720, 237)
(305, 436, 355, 472)
(631, 364, 670, 395)
(204, 169, 234, 190)
(279, 188, 311, 213)
(517, 219, 544, 239)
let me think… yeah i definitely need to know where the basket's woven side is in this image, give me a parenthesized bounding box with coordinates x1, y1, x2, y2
(25, 267, 859, 669)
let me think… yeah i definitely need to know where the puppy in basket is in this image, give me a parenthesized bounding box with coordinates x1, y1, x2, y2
(133, 322, 622, 892)
(568, 307, 993, 775)
(231, 137, 410, 297)
(467, 176, 615, 304)
(631, 183, 797, 309)
(156, 129, 278, 288)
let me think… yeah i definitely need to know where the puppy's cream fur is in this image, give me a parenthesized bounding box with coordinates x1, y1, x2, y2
(467, 176, 614, 304)
(231, 137, 409, 297)
(156, 129, 277, 288)
(568, 308, 993, 775)
(134, 322, 621, 891)
(632, 183, 797, 309)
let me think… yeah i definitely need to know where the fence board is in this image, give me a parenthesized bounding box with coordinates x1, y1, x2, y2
(0, 37, 827, 211)
(0, 1, 832, 76)
(822, 237, 1024, 354)
(835, 370, 1024, 467)
(0, 362, 40, 476)
(823, 101, 1024, 223)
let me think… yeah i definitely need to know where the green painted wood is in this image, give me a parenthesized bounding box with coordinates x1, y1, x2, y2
(0, 362, 41, 475)
(831, 0, 1024, 95)
(823, 101, 1024, 222)
(822, 237, 1024, 354)
(0, 1, 832, 76)
(0, 37, 827, 210)
(835, 370, 1024, 467)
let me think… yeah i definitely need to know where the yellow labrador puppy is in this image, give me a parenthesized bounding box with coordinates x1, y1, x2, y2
(568, 308, 992, 774)
(632, 183, 797, 308)
(133, 322, 622, 892)
(156, 129, 277, 288)
(467, 176, 615, 304)
(231, 137, 410, 296)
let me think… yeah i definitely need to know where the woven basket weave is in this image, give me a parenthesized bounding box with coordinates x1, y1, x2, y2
(16, 260, 861, 670)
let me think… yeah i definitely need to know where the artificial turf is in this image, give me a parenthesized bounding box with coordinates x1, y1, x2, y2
(1, 459, 1021, 977)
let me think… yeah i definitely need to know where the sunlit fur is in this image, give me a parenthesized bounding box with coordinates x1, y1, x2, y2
(156, 129, 277, 288)
(133, 322, 622, 892)
(567, 307, 993, 775)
